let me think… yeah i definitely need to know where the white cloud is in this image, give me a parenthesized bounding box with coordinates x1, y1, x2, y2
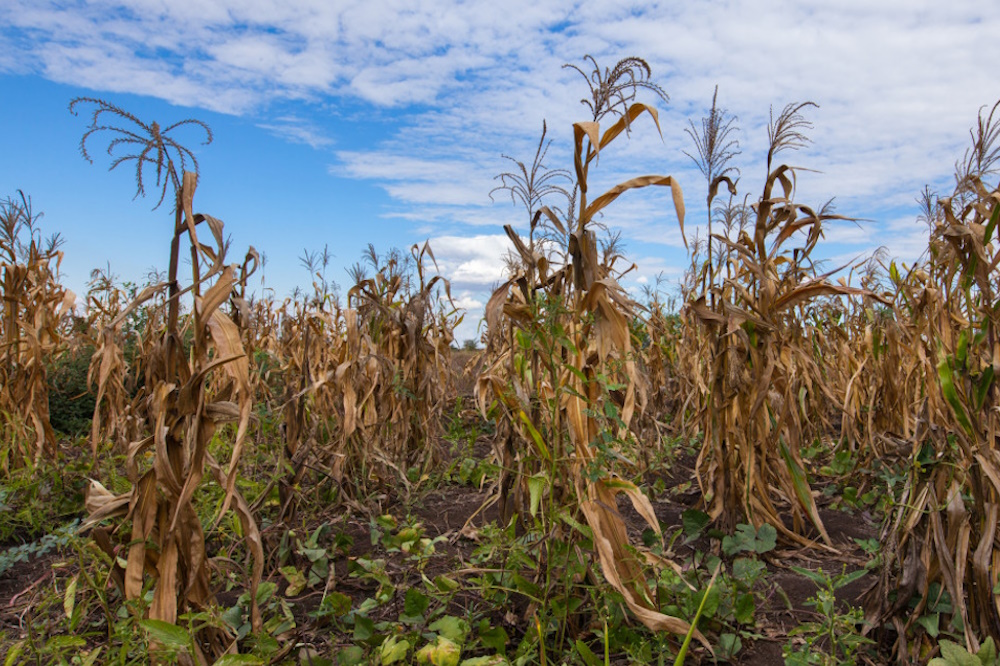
(334, 152, 499, 207)
(451, 293, 483, 310)
(878, 216, 933, 264)
(4, 0, 999, 320)
(257, 116, 333, 148)
(425, 233, 512, 291)
(415, 233, 513, 338)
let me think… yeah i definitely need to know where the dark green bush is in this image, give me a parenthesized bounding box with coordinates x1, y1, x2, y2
(47, 342, 96, 436)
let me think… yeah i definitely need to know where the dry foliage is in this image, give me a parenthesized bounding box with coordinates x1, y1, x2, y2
(0, 192, 74, 469)
(867, 173, 1000, 659)
(85, 174, 264, 662)
(676, 103, 874, 549)
(257, 243, 457, 519)
(16, 69, 998, 666)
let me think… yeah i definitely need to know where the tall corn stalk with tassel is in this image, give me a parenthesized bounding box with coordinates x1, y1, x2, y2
(478, 56, 704, 651)
(72, 98, 263, 662)
(689, 102, 872, 546)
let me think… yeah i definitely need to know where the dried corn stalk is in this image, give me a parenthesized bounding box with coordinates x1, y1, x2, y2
(867, 174, 1000, 660)
(0, 191, 74, 469)
(85, 174, 263, 662)
(85, 267, 151, 453)
(266, 243, 456, 517)
(690, 157, 871, 547)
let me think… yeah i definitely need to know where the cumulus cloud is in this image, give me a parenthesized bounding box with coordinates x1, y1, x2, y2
(424, 234, 512, 291)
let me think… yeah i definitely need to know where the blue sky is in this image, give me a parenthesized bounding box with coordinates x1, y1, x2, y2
(1, 1, 998, 343)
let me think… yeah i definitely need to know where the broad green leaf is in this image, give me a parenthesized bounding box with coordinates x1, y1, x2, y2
(681, 509, 711, 538)
(915, 613, 940, 638)
(429, 616, 470, 645)
(518, 411, 551, 461)
(722, 524, 756, 556)
(280, 565, 307, 596)
(734, 593, 755, 624)
(790, 565, 821, 582)
(559, 512, 593, 540)
(838, 568, 870, 586)
(957, 329, 970, 366)
(933, 639, 979, 666)
(376, 514, 397, 530)
(404, 587, 430, 618)
(718, 633, 742, 659)
(338, 646, 365, 665)
(255, 581, 278, 605)
(320, 591, 352, 617)
(975, 366, 995, 412)
(433, 574, 460, 592)
(779, 439, 830, 544)
(986, 202, 1000, 244)
(732, 557, 765, 584)
(3, 642, 23, 666)
(978, 637, 997, 662)
(938, 352, 974, 436)
(221, 604, 244, 632)
(478, 623, 509, 654)
(79, 648, 103, 666)
(755, 523, 777, 553)
(300, 547, 327, 563)
(574, 639, 601, 666)
(693, 585, 721, 620)
(353, 614, 375, 642)
(139, 619, 191, 652)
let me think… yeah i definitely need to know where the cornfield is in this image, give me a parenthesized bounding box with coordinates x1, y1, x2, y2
(2, 61, 1000, 666)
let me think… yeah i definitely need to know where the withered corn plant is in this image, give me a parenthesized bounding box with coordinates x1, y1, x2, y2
(243, 292, 283, 411)
(477, 56, 703, 650)
(73, 98, 263, 662)
(274, 285, 337, 519)
(867, 104, 1000, 660)
(268, 243, 456, 518)
(689, 102, 870, 546)
(634, 280, 687, 444)
(85, 265, 151, 453)
(270, 251, 350, 518)
(0, 191, 74, 470)
(344, 243, 457, 482)
(832, 257, 920, 463)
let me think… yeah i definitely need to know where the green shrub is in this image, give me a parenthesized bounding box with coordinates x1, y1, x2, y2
(47, 342, 96, 436)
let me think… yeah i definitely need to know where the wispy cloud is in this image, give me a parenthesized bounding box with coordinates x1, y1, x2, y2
(257, 115, 333, 148)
